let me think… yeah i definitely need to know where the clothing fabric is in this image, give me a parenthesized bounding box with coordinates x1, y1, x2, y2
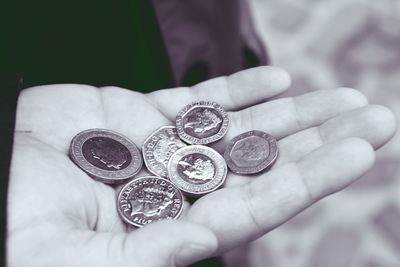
(0, 76, 21, 267)
(1, 0, 267, 90)
(1, 1, 268, 266)
(152, 0, 268, 86)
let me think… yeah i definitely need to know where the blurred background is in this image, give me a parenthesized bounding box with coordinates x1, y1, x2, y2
(4, 1, 399, 266)
(228, 0, 400, 266)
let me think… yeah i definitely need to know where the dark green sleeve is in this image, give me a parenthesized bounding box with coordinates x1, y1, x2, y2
(1, 0, 174, 92)
(0, 75, 22, 267)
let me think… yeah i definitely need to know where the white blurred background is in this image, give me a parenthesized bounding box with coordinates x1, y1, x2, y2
(229, 1, 400, 266)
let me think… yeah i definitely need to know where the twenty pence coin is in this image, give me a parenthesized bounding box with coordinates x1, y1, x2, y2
(117, 176, 184, 227)
(69, 129, 142, 184)
(176, 101, 229, 145)
(224, 130, 278, 174)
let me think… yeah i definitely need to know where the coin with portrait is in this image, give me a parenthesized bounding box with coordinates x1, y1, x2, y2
(117, 176, 184, 227)
(168, 145, 227, 196)
(69, 129, 142, 184)
(176, 101, 229, 144)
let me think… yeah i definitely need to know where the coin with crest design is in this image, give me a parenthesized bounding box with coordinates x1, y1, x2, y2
(176, 101, 229, 145)
(117, 176, 184, 227)
(224, 130, 278, 174)
(142, 126, 187, 178)
(69, 129, 142, 184)
(168, 145, 227, 196)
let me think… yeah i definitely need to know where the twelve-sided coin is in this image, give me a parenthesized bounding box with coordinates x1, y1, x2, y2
(224, 130, 278, 174)
(70, 129, 142, 184)
(168, 145, 227, 196)
(117, 176, 184, 227)
(142, 126, 187, 178)
(176, 101, 229, 145)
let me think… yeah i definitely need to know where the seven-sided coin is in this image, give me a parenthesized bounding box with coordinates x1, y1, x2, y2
(142, 126, 187, 178)
(224, 130, 278, 174)
(117, 176, 184, 227)
(69, 128, 142, 184)
(168, 145, 227, 196)
(176, 101, 229, 145)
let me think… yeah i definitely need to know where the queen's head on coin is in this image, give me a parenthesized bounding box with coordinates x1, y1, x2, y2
(69, 129, 142, 184)
(168, 145, 227, 196)
(176, 101, 229, 145)
(117, 177, 184, 227)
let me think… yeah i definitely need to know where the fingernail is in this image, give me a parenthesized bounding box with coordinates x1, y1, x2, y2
(175, 243, 214, 266)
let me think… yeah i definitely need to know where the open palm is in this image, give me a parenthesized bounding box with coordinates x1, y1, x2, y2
(8, 67, 396, 267)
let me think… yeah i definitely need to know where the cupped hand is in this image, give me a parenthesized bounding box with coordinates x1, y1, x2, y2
(8, 66, 396, 267)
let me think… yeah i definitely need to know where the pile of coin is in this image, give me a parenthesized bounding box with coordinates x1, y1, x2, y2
(69, 101, 278, 227)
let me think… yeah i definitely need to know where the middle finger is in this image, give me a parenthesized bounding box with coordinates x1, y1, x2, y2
(212, 88, 367, 152)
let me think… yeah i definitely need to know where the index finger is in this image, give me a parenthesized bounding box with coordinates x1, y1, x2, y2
(146, 66, 291, 119)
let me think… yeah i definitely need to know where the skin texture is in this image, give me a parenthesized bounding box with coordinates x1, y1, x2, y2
(8, 66, 396, 267)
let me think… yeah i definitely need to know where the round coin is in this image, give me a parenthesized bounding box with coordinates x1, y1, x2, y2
(142, 126, 187, 178)
(176, 101, 229, 144)
(168, 145, 227, 196)
(224, 130, 278, 174)
(69, 129, 142, 184)
(117, 176, 184, 227)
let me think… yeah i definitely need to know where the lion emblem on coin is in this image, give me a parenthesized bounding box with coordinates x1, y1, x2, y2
(129, 187, 175, 217)
(89, 138, 128, 170)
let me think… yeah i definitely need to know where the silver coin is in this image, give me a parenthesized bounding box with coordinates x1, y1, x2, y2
(176, 101, 229, 145)
(224, 130, 278, 174)
(69, 129, 142, 184)
(117, 176, 184, 227)
(142, 126, 187, 178)
(168, 145, 227, 196)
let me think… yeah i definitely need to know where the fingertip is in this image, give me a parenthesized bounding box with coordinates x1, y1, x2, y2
(128, 220, 217, 266)
(363, 105, 397, 148)
(260, 66, 292, 94)
(335, 87, 369, 108)
(150, 220, 218, 250)
(179, 220, 219, 248)
(228, 66, 292, 103)
(339, 137, 375, 168)
(167, 221, 218, 266)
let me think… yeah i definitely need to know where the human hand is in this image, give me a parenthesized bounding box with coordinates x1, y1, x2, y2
(8, 66, 396, 266)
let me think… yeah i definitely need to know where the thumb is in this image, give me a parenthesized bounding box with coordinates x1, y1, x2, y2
(122, 220, 218, 267)
(62, 220, 218, 267)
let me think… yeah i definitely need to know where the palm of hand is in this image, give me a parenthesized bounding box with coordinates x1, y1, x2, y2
(8, 67, 396, 267)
